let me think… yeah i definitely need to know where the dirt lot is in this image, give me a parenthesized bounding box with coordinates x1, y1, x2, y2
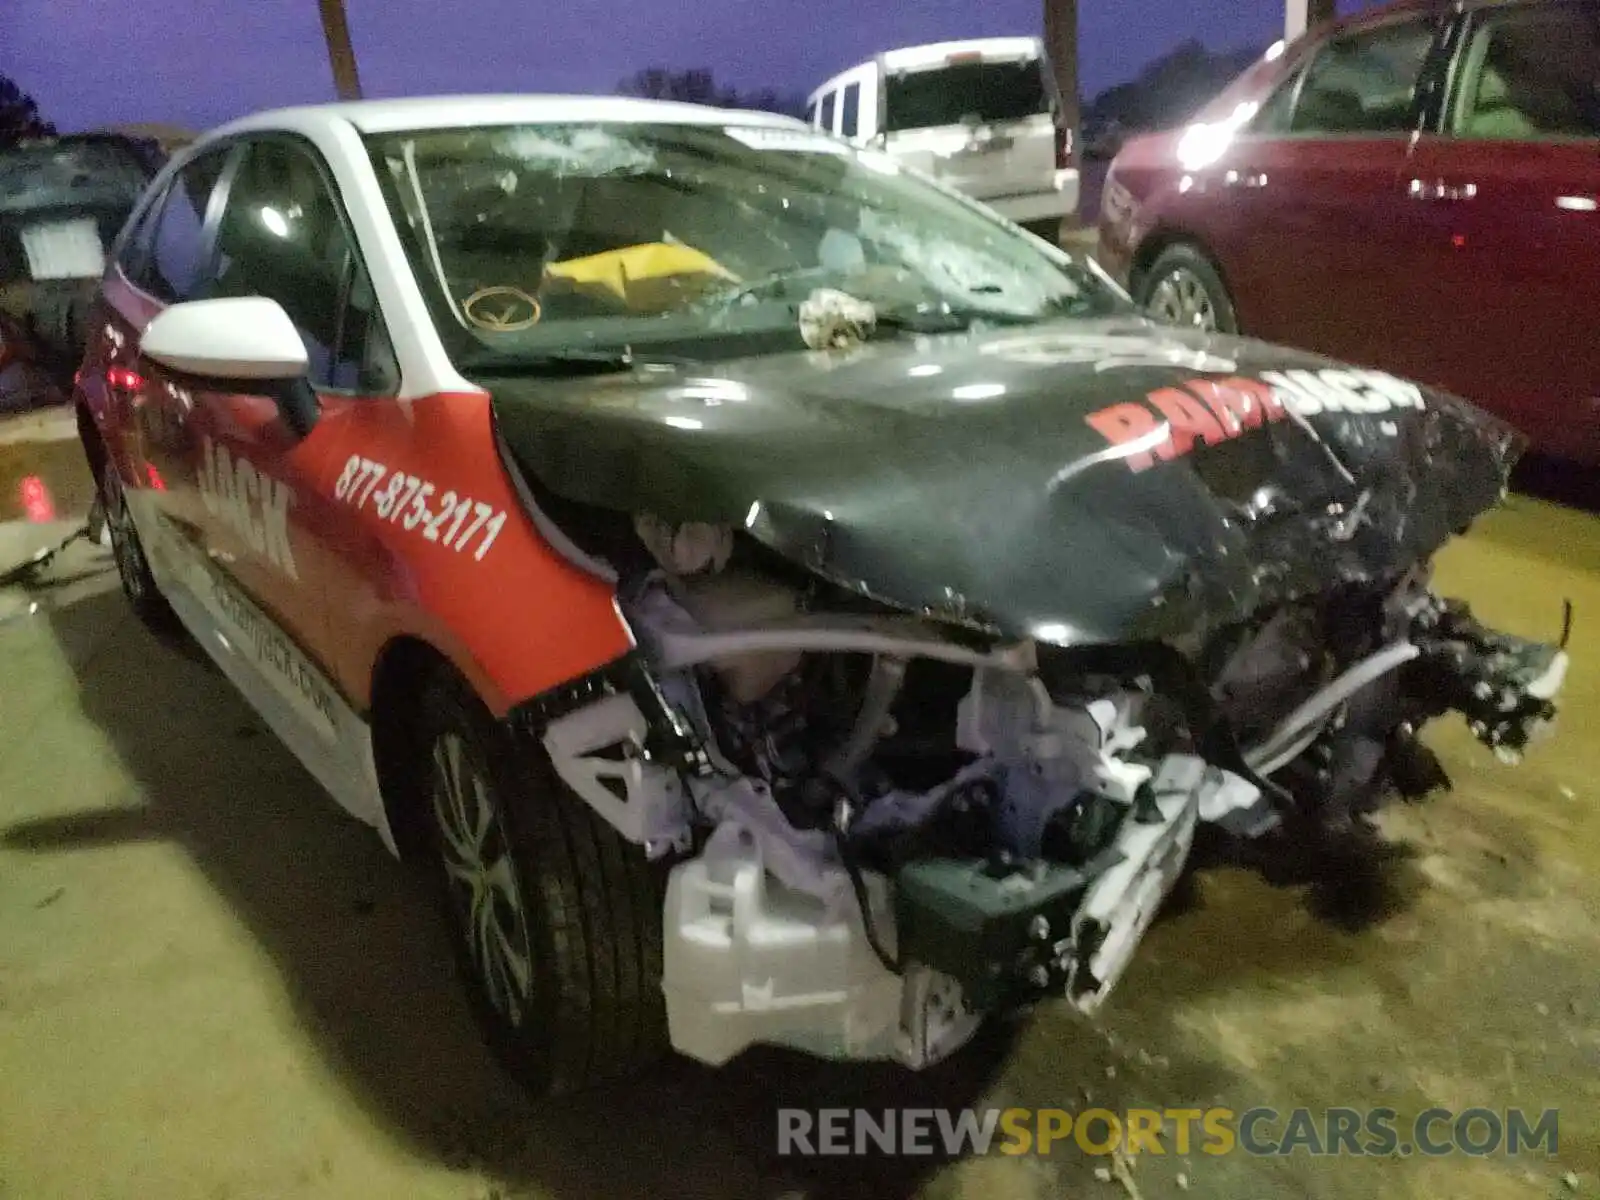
(0, 432, 1595, 1200)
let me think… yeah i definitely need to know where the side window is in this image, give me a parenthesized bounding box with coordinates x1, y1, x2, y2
(205, 139, 397, 393)
(1452, 8, 1600, 141)
(1250, 65, 1307, 135)
(806, 100, 819, 128)
(1288, 19, 1438, 134)
(840, 82, 861, 138)
(114, 188, 168, 286)
(140, 151, 227, 301)
(820, 91, 837, 133)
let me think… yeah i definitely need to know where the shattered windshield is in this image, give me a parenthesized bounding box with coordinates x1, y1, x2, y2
(365, 121, 1124, 365)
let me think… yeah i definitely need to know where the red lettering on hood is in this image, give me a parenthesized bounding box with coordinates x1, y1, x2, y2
(1084, 402, 1162, 471)
(1186, 377, 1283, 432)
(1147, 387, 1226, 459)
(1084, 376, 1292, 473)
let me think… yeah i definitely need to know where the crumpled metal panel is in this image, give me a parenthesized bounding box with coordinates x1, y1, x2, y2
(489, 317, 1523, 647)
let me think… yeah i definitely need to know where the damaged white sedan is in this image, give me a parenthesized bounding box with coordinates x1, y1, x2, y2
(77, 96, 1569, 1096)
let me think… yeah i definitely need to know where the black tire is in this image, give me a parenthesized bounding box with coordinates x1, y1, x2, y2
(101, 462, 178, 632)
(1136, 243, 1239, 335)
(415, 665, 669, 1096)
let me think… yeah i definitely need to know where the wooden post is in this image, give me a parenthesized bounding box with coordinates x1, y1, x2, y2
(318, 0, 363, 101)
(1287, 0, 1339, 41)
(1042, 0, 1079, 162)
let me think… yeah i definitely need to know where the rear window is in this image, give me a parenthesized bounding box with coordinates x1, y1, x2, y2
(884, 58, 1051, 132)
(0, 141, 153, 215)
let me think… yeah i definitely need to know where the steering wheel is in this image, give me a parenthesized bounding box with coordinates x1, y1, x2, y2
(461, 285, 543, 332)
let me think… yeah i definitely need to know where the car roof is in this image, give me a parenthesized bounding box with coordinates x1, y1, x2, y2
(878, 37, 1043, 71)
(1336, 0, 1553, 27)
(0, 130, 158, 156)
(205, 94, 812, 140)
(809, 36, 1044, 104)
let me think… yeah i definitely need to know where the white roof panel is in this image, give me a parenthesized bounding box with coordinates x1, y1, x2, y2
(207, 94, 810, 139)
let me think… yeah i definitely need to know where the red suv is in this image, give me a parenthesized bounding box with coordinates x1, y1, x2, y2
(1098, 0, 1600, 464)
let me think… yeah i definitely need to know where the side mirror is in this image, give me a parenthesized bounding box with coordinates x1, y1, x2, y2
(141, 296, 320, 436)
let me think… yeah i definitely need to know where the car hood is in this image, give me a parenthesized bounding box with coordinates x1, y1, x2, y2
(488, 317, 1523, 646)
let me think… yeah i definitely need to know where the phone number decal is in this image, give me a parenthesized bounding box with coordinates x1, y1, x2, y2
(334, 455, 507, 561)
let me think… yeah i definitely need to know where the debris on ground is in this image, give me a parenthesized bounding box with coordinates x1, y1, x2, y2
(0, 522, 90, 588)
(1105, 1146, 1143, 1200)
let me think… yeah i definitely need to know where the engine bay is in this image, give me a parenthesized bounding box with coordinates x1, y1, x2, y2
(514, 511, 1569, 1070)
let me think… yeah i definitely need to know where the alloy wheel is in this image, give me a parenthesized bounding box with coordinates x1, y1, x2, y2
(1147, 267, 1220, 331)
(103, 470, 148, 604)
(430, 731, 535, 1028)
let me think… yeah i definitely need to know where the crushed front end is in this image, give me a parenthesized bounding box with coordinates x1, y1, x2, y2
(488, 320, 1568, 1071)
(509, 543, 1568, 1072)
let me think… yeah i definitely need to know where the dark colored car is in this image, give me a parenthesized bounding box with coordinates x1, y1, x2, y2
(0, 133, 165, 403)
(1098, 0, 1600, 464)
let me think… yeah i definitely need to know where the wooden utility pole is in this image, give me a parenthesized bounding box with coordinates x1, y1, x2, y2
(1286, 0, 1339, 40)
(1042, 0, 1079, 162)
(318, 0, 363, 101)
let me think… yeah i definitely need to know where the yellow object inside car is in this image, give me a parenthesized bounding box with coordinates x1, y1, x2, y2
(544, 242, 738, 312)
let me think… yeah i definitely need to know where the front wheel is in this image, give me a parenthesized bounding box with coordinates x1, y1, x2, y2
(1136, 243, 1239, 334)
(101, 464, 177, 632)
(416, 667, 669, 1096)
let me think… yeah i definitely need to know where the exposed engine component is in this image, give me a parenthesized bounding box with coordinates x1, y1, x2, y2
(1210, 603, 1330, 745)
(633, 512, 733, 577)
(530, 552, 1569, 1073)
(1407, 596, 1568, 761)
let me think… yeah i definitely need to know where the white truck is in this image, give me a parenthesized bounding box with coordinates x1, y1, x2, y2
(805, 37, 1080, 238)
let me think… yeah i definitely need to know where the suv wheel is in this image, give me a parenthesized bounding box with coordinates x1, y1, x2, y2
(416, 666, 668, 1096)
(1138, 244, 1239, 334)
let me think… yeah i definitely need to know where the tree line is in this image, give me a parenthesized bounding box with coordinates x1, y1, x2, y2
(1, 76, 55, 140)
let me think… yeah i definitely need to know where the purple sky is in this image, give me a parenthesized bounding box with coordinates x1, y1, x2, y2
(4, 0, 1363, 133)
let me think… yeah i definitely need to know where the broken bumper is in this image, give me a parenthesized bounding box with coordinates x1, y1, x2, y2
(658, 750, 1264, 1071)
(985, 169, 1081, 226)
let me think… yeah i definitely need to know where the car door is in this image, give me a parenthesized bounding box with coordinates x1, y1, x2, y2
(1399, 0, 1600, 462)
(103, 146, 234, 593)
(1200, 12, 1448, 367)
(177, 135, 402, 734)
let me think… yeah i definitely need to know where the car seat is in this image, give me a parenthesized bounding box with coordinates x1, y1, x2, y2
(1294, 86, 1370, 133)
(1462, 64, 1541, 138)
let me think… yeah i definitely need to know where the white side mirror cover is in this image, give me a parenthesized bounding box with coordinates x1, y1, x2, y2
(141, 296, 309, 380)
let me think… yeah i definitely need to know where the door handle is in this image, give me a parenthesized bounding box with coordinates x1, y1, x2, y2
(1409, 178, 1477, 202)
